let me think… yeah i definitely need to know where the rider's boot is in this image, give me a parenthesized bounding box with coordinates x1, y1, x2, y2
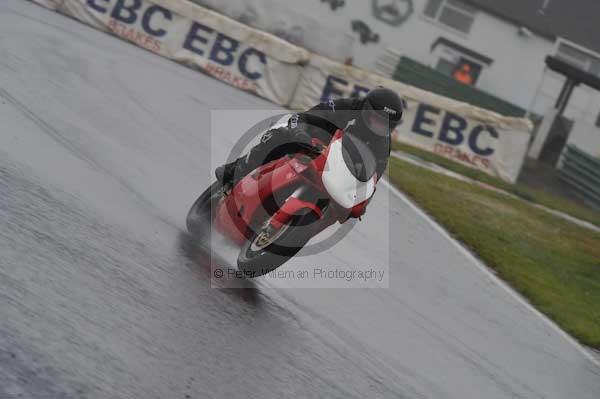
(215, 157, 244, 186)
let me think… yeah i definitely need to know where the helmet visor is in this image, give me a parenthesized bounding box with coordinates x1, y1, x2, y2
(362, 101, 397, 137)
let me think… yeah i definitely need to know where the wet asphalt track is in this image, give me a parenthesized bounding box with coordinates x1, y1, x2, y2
(1, 1, 599, 398)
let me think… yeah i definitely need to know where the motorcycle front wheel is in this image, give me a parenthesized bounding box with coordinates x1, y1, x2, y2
(237, 212, 320, 277)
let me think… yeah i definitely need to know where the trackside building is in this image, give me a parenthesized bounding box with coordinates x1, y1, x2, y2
(192, 0, 600, 162)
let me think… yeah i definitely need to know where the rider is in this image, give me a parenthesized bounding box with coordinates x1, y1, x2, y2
(215, 87, 404, 187)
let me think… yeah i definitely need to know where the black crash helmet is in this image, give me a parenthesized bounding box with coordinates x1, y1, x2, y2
(360, 87, 403, 137)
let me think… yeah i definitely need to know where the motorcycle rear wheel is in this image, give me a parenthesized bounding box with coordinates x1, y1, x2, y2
(186, 181, 224, 238)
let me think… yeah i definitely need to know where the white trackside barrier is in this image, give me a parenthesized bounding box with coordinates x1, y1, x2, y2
(291, 54, 532, 183)
(31, 0, 309, 106)
(30, 0, 532, 182)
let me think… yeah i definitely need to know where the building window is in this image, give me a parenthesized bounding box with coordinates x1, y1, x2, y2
(436, 57, 482, 85)
(430, 38, 491, 86)
(556, 42, 600, 77)
(423, 0, 476, 34)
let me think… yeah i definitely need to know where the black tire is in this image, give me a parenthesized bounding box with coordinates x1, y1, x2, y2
(237, 212, 320, 277)
(186, 181, 224, 238)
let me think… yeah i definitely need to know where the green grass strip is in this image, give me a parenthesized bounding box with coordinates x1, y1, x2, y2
(392, 141, 600, 227)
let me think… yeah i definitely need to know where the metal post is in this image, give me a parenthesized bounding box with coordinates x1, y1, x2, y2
(555, 78, 578, 115)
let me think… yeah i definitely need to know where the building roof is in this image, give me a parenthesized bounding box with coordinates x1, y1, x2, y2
(464, 0, 600, 54)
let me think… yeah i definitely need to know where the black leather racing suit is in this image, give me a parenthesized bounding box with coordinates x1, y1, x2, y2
(235, 97, 392, 180)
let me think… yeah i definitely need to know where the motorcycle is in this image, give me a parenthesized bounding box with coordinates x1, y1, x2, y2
(186, 118, 379, 277)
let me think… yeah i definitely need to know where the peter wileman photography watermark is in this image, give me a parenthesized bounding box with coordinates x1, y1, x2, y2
(213, 266, 386, 283)
(207, 110, 391, 288)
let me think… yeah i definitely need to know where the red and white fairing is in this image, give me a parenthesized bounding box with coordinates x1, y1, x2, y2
(321, 134, 376, 209)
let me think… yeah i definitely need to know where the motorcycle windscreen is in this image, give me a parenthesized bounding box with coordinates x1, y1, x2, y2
(341, 132, 378, 182)
(322, 135, 376, 210)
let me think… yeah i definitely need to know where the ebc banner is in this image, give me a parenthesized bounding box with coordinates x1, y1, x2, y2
(291, 54, 532, 183)
(33, 0, 309, 105)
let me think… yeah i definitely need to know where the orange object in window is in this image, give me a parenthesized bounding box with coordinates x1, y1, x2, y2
(453, 63, 474, 85)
